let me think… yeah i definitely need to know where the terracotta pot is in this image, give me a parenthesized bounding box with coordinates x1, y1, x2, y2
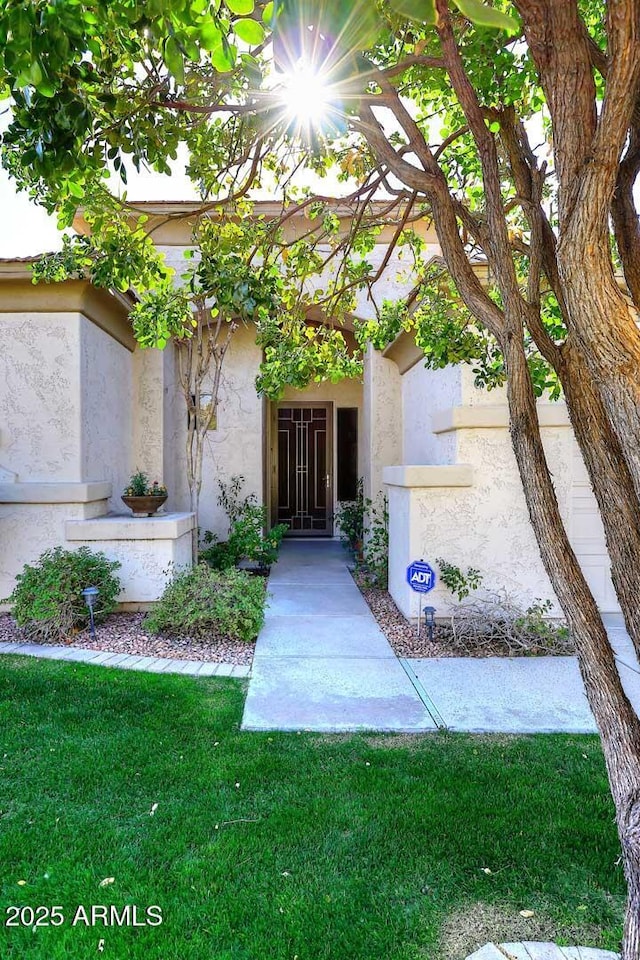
(121, 494, 168, 517)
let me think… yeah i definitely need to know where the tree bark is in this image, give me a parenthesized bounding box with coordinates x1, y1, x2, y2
(557, 345, 640, 662)
(501, 318, 640, 960)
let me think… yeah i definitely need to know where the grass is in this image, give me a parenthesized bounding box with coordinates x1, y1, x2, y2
(0, 657, 625, 960)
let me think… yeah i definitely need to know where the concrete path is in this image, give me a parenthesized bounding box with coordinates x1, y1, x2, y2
(405, 612, 640, 734)
(4, 546, 640, 736)
(242, 541, 640, 734)
(0, 640, 249, 678)
(467, 943, 618, 960)
(242, 540, 438, 732)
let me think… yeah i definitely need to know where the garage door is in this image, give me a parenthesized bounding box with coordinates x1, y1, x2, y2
(569, 441, 621, 613)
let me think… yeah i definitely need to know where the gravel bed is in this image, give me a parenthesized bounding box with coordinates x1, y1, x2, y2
(353, 571, 574, 658)
(0, 612, 254, 666)
(355, 578, 453, 658)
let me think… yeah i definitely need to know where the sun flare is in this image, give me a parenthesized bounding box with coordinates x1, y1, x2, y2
(279, 60, 332, 128)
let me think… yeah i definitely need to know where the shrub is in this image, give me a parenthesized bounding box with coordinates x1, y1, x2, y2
(436, 558, 484, 601)
(363, 493, 389, 587)
(145, 565, 266, 642)
(445, 591, 572, 656)
(200, 475, 287, 570)
(7, 546, 121, 643)
(335, 478, 365, 549)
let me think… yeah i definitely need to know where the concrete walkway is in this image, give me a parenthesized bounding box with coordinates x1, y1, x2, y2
(242, 541, 640, 734)
(3, 543, 639, 735)
(403, 613, 640, 734)
(242, 540, 439, 732)
(467, 942, 618, 960)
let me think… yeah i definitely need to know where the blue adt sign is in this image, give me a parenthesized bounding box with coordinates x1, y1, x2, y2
(406, 560, 436, 593)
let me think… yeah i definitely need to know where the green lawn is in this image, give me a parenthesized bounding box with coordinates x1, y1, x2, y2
(0, 657, 625, 960)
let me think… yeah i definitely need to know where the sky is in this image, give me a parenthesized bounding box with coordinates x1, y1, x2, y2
(0, 104, 205, 258)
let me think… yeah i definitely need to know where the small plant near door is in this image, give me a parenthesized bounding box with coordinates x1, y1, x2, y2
(200, 475, 287, 574)
(336, 480, 389, 588)
(363, 494, 389, 588)
(335, 478, 366, 558)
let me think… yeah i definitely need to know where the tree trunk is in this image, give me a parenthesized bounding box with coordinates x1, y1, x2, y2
(502, 319, 640, 960)
(557, 249, 640, 504)
(190, 482, 199, 567)
(558, 345, 640, 662)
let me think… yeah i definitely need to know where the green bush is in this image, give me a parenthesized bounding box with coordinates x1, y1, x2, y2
(200, 475, 287, 570)
(145, 565, 266, 642)
(7, 546, 121, 643)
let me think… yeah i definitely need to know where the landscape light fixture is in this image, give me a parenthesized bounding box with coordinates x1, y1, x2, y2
(82, 586, 100, 641)
(423, 605, 436, 643)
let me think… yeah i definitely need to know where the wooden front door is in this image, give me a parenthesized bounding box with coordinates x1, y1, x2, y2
(274, 404, 332, 536)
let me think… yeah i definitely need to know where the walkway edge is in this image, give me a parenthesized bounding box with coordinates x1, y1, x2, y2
(0, 641, 250, 678)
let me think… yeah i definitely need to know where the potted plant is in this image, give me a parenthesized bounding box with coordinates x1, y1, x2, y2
(122, 470, 168, 517)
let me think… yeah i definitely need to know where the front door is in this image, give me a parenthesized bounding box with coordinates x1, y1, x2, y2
(274, 404, 333, 536)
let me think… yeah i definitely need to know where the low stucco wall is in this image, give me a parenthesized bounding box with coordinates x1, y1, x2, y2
(0, 482, 111, 602)
(66, 512, 194, 605)
(385, 364, 584, 619)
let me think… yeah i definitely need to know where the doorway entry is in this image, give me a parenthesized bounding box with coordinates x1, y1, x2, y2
(270, 403, 333, 536)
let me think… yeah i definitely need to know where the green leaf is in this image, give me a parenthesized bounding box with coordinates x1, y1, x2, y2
(262, 1, 274, 25)
(27, 59, 43, 87)
(234, 17, 265, 44)
(200, 20, 223, 51)
(387, 0, 436, 24)
(164, 35, 185, 84)
(67, 179, 85, 199)
(226, 0, 254, 13)
(211, 42, 236, 70)
(452, 0, 519, 34)
(35, 78, 56, 97)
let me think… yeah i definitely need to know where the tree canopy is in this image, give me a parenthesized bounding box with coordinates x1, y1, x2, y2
(5, 3, 640, 955)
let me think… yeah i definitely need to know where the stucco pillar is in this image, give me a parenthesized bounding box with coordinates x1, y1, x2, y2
(362, 344, 402, 501)
(132, 346, 172, 499)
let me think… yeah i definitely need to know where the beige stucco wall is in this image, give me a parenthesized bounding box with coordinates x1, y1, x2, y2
(66, 512, 194, 605)
(402, 363, 461, 466)
(385, 350, 617, 618)
(385, 419, 573, 619)
(80, 316, 133, 511)
(362, 344, 402, 501)
(0, 495, 109, 602)
(170, 322, 264, 540)
(0, 312, 83, 481)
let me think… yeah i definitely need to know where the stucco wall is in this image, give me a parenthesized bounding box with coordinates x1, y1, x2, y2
(362, 344, 402, 501)
(81, 316, 133, 510)
(386, 349, 614, 618)
(386, 422, 572, 619)
(0, 497, 109, 602)
(0, 312, 82, 481)
(402, 363, 461, 465)
(171, 322, 264, 540)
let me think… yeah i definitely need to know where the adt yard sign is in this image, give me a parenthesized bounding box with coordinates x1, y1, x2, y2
(406, 560, 436, 593)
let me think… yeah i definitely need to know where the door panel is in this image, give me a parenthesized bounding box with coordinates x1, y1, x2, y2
(276, 405, 332, 535)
